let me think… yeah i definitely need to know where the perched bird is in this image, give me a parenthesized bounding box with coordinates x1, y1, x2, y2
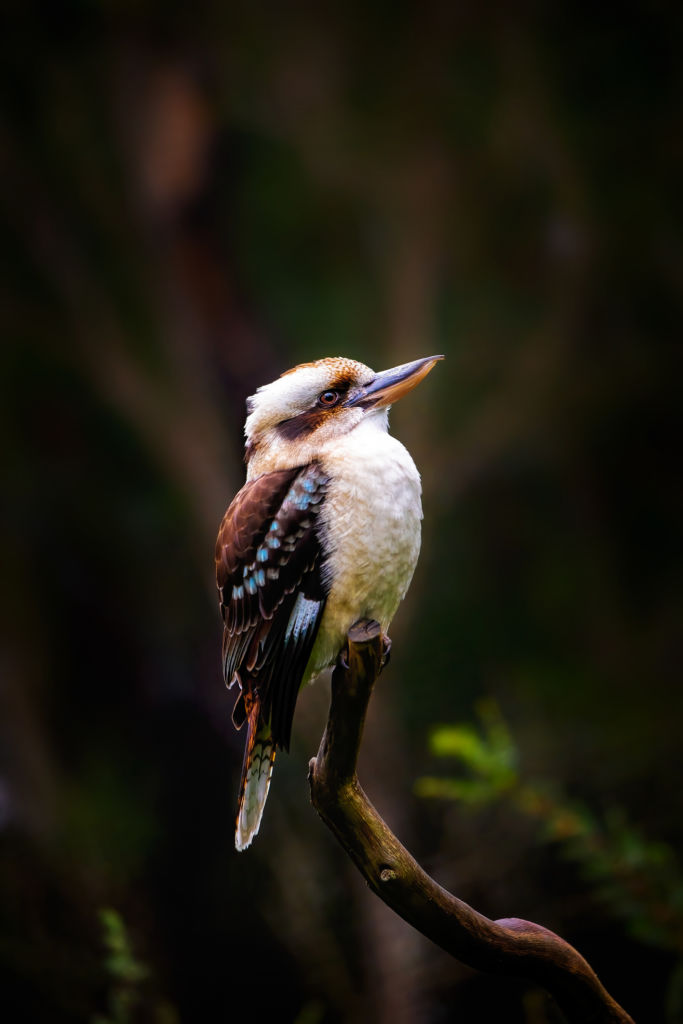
(215, 354, 442, 850)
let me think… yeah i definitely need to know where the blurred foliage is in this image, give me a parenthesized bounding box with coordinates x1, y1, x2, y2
(418, 700, 683, 1014)
(1, 0, 681, 1022)
(93, 909, 177, 1024)
(93, 909, 148, 1024)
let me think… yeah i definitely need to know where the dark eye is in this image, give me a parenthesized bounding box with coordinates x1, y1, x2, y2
(318, 389, 340, 407)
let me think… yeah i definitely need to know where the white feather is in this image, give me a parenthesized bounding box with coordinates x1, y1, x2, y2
(235, 731, 275, 851)
(307, 411, 422, 675)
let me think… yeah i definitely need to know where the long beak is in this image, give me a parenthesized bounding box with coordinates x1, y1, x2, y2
(344, 355, 444, 409)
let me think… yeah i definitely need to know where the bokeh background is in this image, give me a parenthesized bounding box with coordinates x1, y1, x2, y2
(1, 3, 682, 1022)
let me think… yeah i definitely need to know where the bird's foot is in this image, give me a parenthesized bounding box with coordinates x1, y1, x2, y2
(348, 618, 381, 644)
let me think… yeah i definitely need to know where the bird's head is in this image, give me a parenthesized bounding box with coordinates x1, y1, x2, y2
(244, 354, 443, 475)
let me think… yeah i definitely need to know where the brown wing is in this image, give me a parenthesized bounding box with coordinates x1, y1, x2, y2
(215, 462, 329, 750)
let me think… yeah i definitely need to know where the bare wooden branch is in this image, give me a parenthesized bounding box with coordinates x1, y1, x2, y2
(308, 619, 635, 1024)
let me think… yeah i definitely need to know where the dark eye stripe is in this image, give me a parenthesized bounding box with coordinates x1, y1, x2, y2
(276, 409, 328, 441)
(274, 375, 357, 442)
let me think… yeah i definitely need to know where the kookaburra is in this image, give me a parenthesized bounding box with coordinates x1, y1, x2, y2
(215, 354, 442, 850)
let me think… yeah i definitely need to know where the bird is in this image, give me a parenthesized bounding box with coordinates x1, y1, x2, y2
(215, 354, 443, 850)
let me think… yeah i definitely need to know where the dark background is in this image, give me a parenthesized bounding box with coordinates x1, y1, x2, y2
(1, 2, 681, 1021)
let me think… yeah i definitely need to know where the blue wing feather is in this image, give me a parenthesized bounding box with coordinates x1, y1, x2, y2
(216, 462, 329, 750)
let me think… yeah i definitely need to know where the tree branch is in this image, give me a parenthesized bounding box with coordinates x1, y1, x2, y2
(308, 620, 634, 1024)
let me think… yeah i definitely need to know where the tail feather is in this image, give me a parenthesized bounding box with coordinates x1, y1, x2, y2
(235, 697, 276, 851)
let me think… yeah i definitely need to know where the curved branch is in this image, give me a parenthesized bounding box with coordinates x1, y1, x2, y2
(308, 620, 634, 1024)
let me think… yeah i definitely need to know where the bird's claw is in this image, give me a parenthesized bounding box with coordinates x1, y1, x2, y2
(380, 634, 392, 672)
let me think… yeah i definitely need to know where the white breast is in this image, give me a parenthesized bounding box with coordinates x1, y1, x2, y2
(308, 413, 422, 675)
